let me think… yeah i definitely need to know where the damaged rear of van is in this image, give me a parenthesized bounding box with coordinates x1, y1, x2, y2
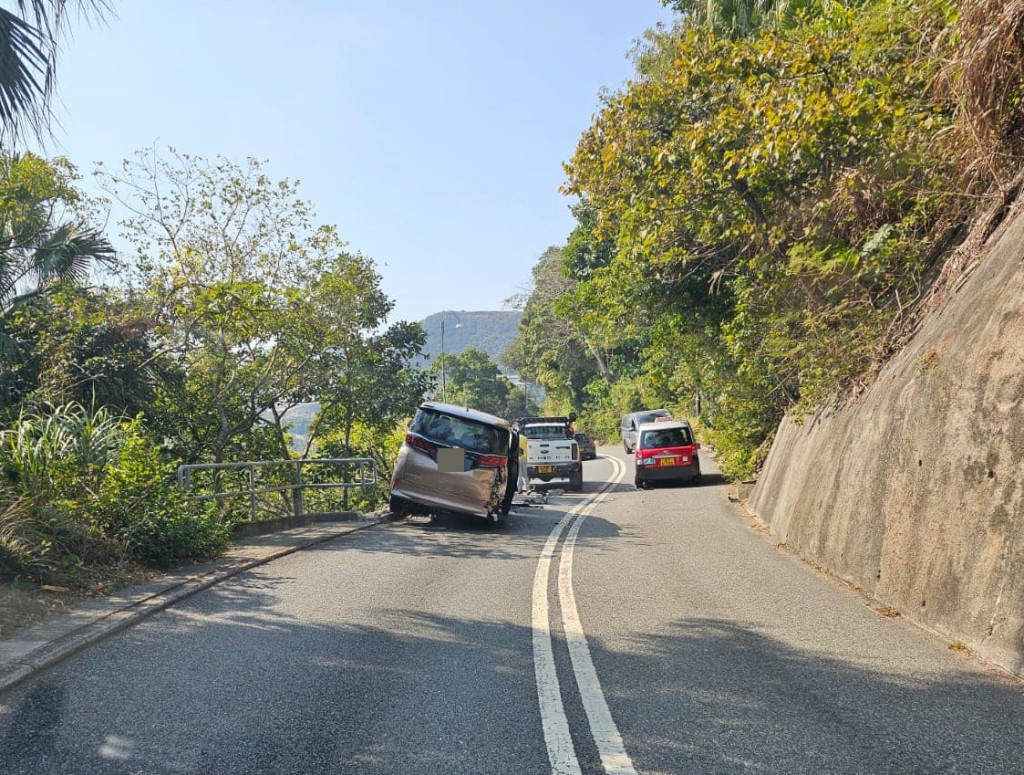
(389, 401, 512, 522)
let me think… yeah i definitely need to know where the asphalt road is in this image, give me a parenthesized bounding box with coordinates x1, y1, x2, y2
(1, 449, 1022, 774)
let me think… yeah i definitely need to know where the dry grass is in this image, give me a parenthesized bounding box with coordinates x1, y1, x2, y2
(869, 162, 1024, 382)
(0, 581, 80, 639)
(0, 564, 156, 640)
(874, 604, 902, 619)
(941, 0, 1024, 187)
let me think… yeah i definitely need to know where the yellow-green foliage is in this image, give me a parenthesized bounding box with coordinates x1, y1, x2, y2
(554, 0, 964, 479)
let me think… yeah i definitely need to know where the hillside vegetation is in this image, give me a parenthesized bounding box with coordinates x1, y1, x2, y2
(0, 151, 430, 586)
(507, 0, 1021, 479)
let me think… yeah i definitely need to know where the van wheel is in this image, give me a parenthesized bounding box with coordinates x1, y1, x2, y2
(389, 495, 408, 518)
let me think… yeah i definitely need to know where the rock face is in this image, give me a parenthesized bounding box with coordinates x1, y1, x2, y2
(749, 207, 1024, 679)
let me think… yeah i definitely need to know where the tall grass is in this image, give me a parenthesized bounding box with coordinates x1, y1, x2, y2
(0, 491, 45, 580)
(942, 0, 1024, 187)
(1, 402, 124, 497)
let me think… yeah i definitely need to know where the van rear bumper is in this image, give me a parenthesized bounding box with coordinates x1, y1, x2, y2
(527, 462, 581, 479)
(635, 461, 699, 483)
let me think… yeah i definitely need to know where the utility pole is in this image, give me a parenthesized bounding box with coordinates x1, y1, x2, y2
(440, 313, 462, 403)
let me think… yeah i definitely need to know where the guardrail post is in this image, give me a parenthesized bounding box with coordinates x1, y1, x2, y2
(343, 460, 350, 511)
(248, 464, 256, 522)
(294, 460, 304, 517)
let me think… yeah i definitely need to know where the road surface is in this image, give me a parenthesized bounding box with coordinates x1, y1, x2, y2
(1, 449, 1022, 774)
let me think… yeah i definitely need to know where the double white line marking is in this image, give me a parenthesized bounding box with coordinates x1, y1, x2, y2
(531, 456, 637, 775)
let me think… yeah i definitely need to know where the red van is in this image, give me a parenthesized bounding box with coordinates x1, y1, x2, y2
(633, 420, 701, 489)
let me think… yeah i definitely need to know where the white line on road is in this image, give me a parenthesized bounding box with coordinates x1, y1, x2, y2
(532, 509, 584, 775)
(559, 456, 638, 775)
(532, 455, 633, 775)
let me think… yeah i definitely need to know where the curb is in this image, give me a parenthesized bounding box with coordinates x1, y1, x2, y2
(0, 516, 384, 697)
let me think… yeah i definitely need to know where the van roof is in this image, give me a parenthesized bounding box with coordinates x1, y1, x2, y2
(421, 401, 511, 430)
(625, 408, 672, 419)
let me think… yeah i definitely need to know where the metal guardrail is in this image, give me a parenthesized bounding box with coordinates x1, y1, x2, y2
(176, 458, 378, 522)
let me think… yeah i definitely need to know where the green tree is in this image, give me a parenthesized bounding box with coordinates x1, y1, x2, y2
(1, 285, 175, 422)
(559, 0, 960, 477)
(664, 0, 860, 36)
(97, 151, 365, 463)
(428, 347, 534, 418)
(0, 153, 115, 408)
(503, 246, 611, 409)
(98, 149, 426, 469)
(303, 318, 430, 460)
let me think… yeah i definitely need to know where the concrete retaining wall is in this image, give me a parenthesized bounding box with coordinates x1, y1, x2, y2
(749, 208, 1024, 678)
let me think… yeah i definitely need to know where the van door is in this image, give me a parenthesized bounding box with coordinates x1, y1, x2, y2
(622, 414, 637, 452)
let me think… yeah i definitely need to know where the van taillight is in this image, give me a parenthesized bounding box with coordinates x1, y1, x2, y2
(476, 454, 508, 469)
(406, 433, 437, 457)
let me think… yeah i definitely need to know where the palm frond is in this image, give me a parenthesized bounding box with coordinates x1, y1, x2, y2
(0, 9, 48, 137)
(0, 2, 112, 140)
(30, 221, 116, 284)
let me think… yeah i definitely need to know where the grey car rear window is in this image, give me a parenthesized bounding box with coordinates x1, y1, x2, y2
(410, 409, 509, 455)
(635, 410, 671, 425)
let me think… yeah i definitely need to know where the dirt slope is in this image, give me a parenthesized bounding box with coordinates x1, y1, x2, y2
(749, 205, 1024, 678)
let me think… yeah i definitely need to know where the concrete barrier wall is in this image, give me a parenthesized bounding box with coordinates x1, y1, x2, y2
(749, 209, 1024, 678)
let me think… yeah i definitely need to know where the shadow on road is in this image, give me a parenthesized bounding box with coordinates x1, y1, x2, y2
(2, 604, 1023, 775)
(639, 472, 728, 490)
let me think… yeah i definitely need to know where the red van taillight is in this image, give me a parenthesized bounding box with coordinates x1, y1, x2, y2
(476, 454, 507, 469)
(405, 433, 437, 458)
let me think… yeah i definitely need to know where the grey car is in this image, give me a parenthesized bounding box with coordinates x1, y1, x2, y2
(620, 408, 673, 452)
(389, 401, 512, 522)
(574, 432, 597, 460)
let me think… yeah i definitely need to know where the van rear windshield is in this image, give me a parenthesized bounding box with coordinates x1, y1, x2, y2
(521, 425, 568, 440)
(639, 427, 693, 449)
(410, 408, 510, 455)
(635, 410, 671, 425)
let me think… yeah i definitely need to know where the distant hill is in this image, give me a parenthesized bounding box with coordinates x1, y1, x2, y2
(280, 402, 319, 452)
(415, 310, 522, 369)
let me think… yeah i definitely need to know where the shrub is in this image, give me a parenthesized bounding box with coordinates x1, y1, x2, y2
(0, 401, 124, 500)
(0, 405, 230, 581)
(97, 427, 229, 567)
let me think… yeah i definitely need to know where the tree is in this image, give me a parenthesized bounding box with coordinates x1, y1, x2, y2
(98, 149, 427, 467)
(294, 314, 430, 461)
(427, 347, 535, 419)
(663, 0, 860, 36)
(97, 150, 374, 463)
(557, 0, 960, 476)
(1, 285, 175, 423)
(0, 153, 115, 407)
(0, 1, 110, 139)
(504, 247, 602, 395)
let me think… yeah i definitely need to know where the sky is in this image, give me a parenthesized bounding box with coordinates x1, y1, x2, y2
(48, 1, 676, 324)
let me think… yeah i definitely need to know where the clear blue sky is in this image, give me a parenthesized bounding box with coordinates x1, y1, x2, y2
(51, 1, 675, 324)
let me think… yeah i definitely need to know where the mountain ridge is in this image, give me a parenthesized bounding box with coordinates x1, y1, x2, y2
(415, 309, 522, 368)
